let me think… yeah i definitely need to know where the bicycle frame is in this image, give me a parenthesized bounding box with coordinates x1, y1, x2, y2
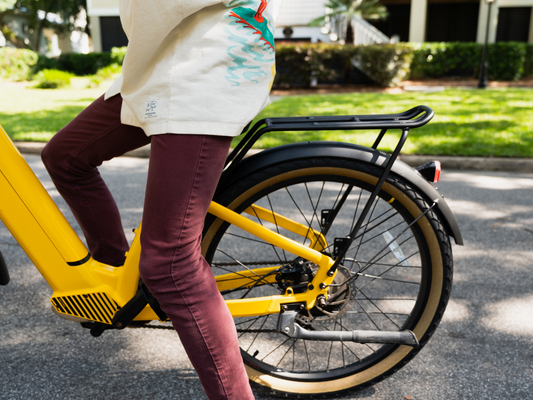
(0, 124, 337, 323)
(0, 105, 436, 328)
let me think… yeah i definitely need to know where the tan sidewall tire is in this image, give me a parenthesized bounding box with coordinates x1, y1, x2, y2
(203, 166, 447, 396)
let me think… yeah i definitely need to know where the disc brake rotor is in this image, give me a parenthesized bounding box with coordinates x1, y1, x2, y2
(297, 265, 355, 324)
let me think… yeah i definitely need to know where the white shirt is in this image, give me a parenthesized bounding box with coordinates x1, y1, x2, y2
(106, 0, 282, 137)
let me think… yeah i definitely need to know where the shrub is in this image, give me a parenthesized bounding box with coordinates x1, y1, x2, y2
(0, 48, 39, 81)
(31, 54, 60, 75)
(275, 43, 352, 87)
(353, 43, 413, 87)
(408, 42, 482, 79)
(34, 69, 75, 89)
(56, 52, 114, 76)
(408, 42, 533, 81)
(487, 42, 528, 81)
(88, 63, 123, 88)
(525, 44, 533, 77)
(111, 46, 127, 65)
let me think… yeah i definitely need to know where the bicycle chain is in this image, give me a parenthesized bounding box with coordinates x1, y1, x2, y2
(211, 260, 278, 267)
(137, 324, 278, 334)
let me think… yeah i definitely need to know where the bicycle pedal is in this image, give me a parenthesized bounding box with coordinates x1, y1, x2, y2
(81, 321, 113, 337)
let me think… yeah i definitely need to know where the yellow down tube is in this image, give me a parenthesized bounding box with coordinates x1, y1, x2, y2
(0, 125, 93, 292)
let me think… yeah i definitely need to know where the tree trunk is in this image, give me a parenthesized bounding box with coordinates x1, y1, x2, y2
(34, 11, 48, 53)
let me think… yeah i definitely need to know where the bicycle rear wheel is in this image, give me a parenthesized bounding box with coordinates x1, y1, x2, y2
(202, 156, 453, 397)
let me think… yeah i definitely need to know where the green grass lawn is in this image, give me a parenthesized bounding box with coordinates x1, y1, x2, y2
(251, 88, 533, 157)
(0, 78, 105, 141)
(1, 79, 532, 157)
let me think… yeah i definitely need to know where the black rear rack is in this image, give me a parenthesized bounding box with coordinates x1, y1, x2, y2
(225, 105, 434, 170)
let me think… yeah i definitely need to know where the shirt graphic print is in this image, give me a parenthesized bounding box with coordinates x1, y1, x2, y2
(224, 0, 276, 87)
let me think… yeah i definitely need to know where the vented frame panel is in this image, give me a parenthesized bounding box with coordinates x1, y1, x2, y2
(51, 293, 119, 324)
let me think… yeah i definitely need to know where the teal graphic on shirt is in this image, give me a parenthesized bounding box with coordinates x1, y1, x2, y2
(224, 0, 275, 87)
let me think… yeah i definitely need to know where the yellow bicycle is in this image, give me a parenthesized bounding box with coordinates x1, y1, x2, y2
(0, 105, 462, 397)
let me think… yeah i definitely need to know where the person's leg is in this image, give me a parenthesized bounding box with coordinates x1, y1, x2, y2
(41, 94, 151, 265)
(139, 134, 254, 400)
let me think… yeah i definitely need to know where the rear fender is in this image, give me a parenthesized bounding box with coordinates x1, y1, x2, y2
(218, 142, 463, 245)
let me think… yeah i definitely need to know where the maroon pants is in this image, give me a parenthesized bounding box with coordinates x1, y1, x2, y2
(41, 94, 254, 400)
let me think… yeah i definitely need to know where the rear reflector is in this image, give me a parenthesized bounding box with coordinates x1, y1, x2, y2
(415, 161, 441, 183)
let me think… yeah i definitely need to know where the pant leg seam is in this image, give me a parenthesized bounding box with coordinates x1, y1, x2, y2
(169, 136, 231, 398)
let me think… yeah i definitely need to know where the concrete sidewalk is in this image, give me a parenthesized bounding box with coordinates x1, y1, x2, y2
(15, 141, 533, 173)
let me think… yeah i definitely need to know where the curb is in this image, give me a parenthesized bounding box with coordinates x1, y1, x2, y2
(15, 141, 151, 159)
(399, 154, 533, 173)
(15, 142, 533, 173)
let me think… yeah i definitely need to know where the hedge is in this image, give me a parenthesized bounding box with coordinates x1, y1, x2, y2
(29, 46, 127, 76)
(408, 42, 532, 81)
(2, 43, 532, 87)
(408, 42, 482, 79)
(275, 41, 533, 87)
(353, 43, 413, 87)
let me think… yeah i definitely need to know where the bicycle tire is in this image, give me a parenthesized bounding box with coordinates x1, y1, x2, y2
(202, 155, 453, 398)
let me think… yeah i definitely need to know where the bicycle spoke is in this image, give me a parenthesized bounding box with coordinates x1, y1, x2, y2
(356, 289, 403, 330)
(303, 340, 311, 372)
(245, 315, 270, 353)
(277, 338, 298, 369)
(284, 185, 319, 246)
(303, 182, 325, 238)
(354, 297, 381, 331)
(261, 336, 293, 363)
(248, 201, 288, 264)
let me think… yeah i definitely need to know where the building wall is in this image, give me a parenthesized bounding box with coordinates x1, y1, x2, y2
(87, 0, 330, 51)
(87, 0, 533, 51)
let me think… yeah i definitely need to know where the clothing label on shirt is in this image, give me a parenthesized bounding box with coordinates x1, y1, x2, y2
(145, 99, 160, 118)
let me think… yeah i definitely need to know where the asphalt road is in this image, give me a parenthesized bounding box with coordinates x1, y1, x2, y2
(1, 154, 532, 400)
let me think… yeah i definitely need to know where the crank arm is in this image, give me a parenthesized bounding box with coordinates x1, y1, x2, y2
(278, 311, 420, 347)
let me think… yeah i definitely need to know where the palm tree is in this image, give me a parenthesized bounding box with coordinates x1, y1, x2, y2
(310, 0, 388, 44)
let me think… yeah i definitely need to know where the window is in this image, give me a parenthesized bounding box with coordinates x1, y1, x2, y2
(100, 17, 128, 52)
(496, 7, 531, 42)
(426, 2, 479, 42)
(370, 4, 411, 42)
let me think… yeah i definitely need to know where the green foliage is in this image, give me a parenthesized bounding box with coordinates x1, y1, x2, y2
(275, 43, 353, 87)
(0, 47, 38, 80)
(111, 46, 127, 65)
(525, 45, 533, 77)
(87, 63, 122, 88)
(0, 0, 87, 52)
(1, 83, 532, 158)
(0, 0, 16, 12)
(275, 43, 411, 87)
(409, 42, 533, 81)
(309, 0, 388, 43)
(246, 89, 533, 157)
(34, 69, 75, 88)
(0, 83, 104, 141)
(275, 42, 533, 87)
(353, 43, 413, 87)
(487, 42, 528, 81)
(31, 47, 126, 78)
(408, 42, 482, 79)
(31, 53, 60, 73)
(56, 52, 113, 76)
